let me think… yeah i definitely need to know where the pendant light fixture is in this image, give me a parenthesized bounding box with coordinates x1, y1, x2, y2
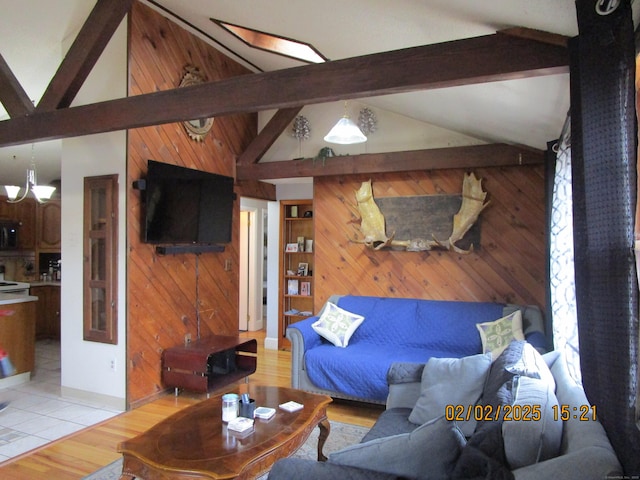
(324, 101, 367, 145)
(4, 144, 56, 204)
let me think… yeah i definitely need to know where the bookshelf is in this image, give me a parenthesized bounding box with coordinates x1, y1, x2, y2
(279, 199, 314, 349)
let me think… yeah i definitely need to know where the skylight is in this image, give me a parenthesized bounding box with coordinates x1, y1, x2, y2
(211, 19, 327, 64)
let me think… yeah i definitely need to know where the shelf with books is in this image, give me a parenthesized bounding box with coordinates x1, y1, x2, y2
(279, 199, 314, 349)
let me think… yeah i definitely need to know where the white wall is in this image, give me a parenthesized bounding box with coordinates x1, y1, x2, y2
(59, 18, 127, 409)
(259, 101, 485, 164)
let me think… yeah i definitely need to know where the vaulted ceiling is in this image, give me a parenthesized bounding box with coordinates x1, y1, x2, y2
(0, 0, 638, 184)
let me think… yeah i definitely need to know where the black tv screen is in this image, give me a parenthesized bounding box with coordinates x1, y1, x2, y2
(143, 160, 234, 244)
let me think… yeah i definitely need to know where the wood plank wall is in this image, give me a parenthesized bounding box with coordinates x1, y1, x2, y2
(126, 1, 274, 407)
(313, 166, 546, 311)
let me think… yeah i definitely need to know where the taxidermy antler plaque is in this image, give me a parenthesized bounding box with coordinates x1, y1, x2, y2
(351, 173, 489, 253)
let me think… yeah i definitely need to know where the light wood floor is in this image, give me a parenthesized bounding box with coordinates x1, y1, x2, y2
(0, 331, 383, 479)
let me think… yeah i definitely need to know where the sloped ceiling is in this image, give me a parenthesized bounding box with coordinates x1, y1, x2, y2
(0, 0, 638, 184)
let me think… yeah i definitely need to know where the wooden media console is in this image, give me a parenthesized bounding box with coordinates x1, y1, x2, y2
(162, 335, 257, 394)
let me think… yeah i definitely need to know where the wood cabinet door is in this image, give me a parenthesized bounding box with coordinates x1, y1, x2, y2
(32, 286, 48, 339)
(48, 286, 61, 339)
(37, 200, 61, 250)
(32, 286, 61, 340)
(15, 199, 36, 250)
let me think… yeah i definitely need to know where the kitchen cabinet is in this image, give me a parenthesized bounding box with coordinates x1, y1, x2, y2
(0, 196, 36, 250)
(32, 285, 60, 340)
(37, 200, 61, 250)
(278, 199, 313, 350)
(15, 199, 36, 250)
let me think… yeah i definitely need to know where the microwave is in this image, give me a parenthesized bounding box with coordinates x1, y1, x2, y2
(0, 222, 18, 250)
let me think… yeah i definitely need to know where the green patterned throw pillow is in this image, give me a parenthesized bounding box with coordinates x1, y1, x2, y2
(476, 310, 525, 358)
(312, 302, 364, 347)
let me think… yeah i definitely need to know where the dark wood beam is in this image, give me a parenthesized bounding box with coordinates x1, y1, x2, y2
(498, 27, 569, 48)
(0, 54, 35, 118)
(37, 0, 133, 112)
(237, 107, 302, 165)
(236, 144, 545, 180)
(0, 31, 568, 147)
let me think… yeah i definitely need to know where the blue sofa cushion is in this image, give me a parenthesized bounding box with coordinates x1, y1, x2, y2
(305, 343, 467, 402)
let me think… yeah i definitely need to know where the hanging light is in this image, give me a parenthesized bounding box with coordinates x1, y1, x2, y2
(4, 145, 56, 204)
(324, 101, 367, 144)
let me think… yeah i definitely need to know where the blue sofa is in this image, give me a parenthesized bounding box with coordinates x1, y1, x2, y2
(286, 295, 546, 404)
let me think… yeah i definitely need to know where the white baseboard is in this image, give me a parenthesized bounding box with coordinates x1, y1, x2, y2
(264, 336, 279, 351)
(0, 372, 30, 389)
(61, 386, 126, 411)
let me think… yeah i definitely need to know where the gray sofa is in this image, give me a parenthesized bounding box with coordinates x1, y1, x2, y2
(268, 349, 622, 480)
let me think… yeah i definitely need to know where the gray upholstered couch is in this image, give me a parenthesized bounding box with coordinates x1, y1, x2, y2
(268, 348, 622, 480)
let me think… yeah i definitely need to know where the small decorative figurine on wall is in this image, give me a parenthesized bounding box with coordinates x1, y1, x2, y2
(179, 65, 214, 142)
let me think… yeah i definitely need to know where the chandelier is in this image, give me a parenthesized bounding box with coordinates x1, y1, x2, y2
(4, 145, 56, 204)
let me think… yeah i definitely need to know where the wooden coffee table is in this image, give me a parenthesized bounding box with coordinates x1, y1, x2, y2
(117, 385, 332, 479)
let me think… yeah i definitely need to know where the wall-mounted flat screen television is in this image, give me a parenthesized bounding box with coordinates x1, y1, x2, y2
(143, 160, 234, 245)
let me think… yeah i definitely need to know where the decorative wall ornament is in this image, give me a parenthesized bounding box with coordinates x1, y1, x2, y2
(350, 172, 489, 253)
(179, 66, 214, 141)
(358, 107, 377, 136)
(292, 115, 311, 157)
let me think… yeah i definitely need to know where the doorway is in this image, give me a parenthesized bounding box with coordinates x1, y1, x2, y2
(239, 198, 269, 332)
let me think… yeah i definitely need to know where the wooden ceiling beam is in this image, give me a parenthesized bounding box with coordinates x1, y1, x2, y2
(236, 143, 545, 180)
(0, 31, 567, 147)
(237, 106, 302, 165)
(0, 53, 35, 118)
(36, 0, 133, 112)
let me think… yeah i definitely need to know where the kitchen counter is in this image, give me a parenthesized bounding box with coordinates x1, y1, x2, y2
(30, 280, 61, 287)
(0, 293, 39, 305)
(0, 296, 36, 388)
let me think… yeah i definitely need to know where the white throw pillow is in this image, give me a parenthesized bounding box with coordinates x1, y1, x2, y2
(311, 302, 364, 347)
(476, 310, 525, 359)
(329, 415, 466, 479)
(408, 353, 492, 437)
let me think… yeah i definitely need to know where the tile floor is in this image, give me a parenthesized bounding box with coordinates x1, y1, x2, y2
(0, 339, 123, 463)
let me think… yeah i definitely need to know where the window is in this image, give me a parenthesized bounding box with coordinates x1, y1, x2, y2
(211, 18, 327, 64)
(83, 175, 118, 344)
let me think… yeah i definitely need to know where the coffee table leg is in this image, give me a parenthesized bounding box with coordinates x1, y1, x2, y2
(317, 418, 330, 462)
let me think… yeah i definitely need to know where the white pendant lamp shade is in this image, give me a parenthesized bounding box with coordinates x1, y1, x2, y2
(324, 116, 367, 144)
(4, 185, 21, 201)
(324, 101, 368, 145)
(32, 185, 56, 203)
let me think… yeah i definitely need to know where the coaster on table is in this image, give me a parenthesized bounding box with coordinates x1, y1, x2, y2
(279, 401, 303, 412)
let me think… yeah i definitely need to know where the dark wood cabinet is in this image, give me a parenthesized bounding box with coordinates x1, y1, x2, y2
(15, 199, 36, 250)
(37, 200, 61, 250)
(32, 285, 61, 340)
(0, 196, 36, 250)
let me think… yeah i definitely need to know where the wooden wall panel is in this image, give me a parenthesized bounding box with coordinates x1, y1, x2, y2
(313, 166, 546, 312)
(126, 2, 273, 406)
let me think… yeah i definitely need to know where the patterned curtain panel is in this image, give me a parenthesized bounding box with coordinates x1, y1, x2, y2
(549, 116, 581, 384)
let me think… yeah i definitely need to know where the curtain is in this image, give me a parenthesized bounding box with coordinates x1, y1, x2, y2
(549, 114, 581, 384)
